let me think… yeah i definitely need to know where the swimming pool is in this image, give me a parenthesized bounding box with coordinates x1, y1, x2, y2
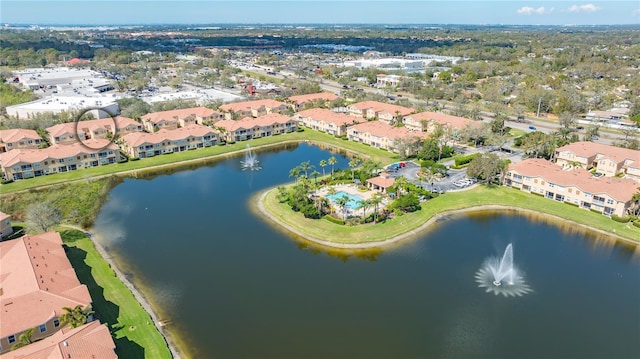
(324, 191, 364, 210)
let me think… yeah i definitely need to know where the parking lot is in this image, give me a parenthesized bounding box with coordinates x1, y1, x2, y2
(384, 161, 477, 194)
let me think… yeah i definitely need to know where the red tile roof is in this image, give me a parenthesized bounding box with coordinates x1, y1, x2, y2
(297, 108, 357, 127)
(0, 232, 91, 338)
(509, 158, 639, 202)
(350, 101, 415, 116)
(556, 141, 639, 163)
(0, 140, 118, 168)
(0, 211, 9, 222)
(216, 113, 293, 132)
(288, 92, 338, 104)
(47, 116, 139, 137)
(0, 129, 41, 144)
(406, 111, 477, 130)
(2, 321, 117, 359)
(141, 106, 220, 124)
(348, 121, 429, 141)
(219, 99, 287, 113)
(366, 173, 396, 188)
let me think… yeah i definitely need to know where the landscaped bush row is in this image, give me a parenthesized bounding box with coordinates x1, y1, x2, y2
(324, 214, 345, 225)
(454, 153, 479, 166)
(611, 214, 632, 223)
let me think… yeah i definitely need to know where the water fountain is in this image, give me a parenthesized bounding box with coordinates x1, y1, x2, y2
(475, 243, 532, 297)
(240, 145, 262, 171)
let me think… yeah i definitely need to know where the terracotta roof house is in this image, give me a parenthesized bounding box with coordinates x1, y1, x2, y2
(0, 211, 13, 239)
(366, 172, 396, 193)
(0, 321, 117, 359)
(403, 111, 478, 132)
(0, 232, 93, 355)
(346, 101, 415, 124)
(287, 92, 339, 111)
(141, 107, 224, 132)
(219, 99, 289, 120)
(0, 139, 120, 181)
(121, 124, 220, 158)
(46, 116, 142, 145)
(346, 121, 428, 155)
(554, 141, 640, 182)
(295, 108, 357, 136)
(0, 129, 42, 153)
(215, 113, 297, 142)
(66, 58, 89, 66)
(505, 158, 639, 217)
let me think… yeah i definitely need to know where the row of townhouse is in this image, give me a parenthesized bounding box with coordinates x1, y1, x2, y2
(346, 100, 415, 123)
(553, 141, 640, 183)
(287, 92, 339, 112)
(0, 232, 117, 357)
(140, 106, 224, 132)
(120, 124, 221, 158)
(0, 139, 120, 181)
(295, 108, 358, 136)
(219, 99, 290, 120)
(0, 129, 42, 153)
(403, 111, 477, 133)
(505, 158, 638, 217)
(347, 121, 429, 154)
(215, 113, 298, 142)
(46, 116, 144, 145)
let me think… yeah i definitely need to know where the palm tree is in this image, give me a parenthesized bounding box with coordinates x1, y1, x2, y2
(627, 189, 640, 217)
(369, 193, 384, 223)
(311, 170, 321, 185)
(327, 186, 337, 215)
(335, 195, 350, 220)
(356, 198, 371, 221)
(289, 166, 301, 183)
(299, 161, 313, 178)
(393, 176, 410, 196)
(328, 156, 337, 179)
(12, 328, 34, 350)
(348, 157, 361, 181)
(319, 159, 328, 176)
(60, 305, 94, 329)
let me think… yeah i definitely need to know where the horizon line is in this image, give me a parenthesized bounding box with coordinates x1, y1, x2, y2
(5, 22, 639, 27)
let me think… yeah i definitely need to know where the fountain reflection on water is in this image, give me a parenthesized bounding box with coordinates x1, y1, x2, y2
(475, 243, 532, 297)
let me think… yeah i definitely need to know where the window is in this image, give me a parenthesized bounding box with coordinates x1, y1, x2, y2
(39, 324, 47, 333)
(8, 335, 16, 344)
(607, 199, 614, 205)
(53, 319, 60, 328)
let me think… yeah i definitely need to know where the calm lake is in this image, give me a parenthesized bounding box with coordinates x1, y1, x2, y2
(93, 143, 640, 359)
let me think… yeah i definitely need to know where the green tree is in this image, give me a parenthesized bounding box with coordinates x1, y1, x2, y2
(11, 328, 34, 350)
(466, 153, 505, 185)
(319, 159, 328, 177)
(335, 195, 350, 220)
(60, 305, 94, 329)
(328, 156, 337, 179)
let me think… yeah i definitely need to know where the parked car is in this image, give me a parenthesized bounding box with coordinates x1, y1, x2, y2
(528, 125, 536, 130)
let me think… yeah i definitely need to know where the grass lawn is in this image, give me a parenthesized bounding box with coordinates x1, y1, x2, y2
(261, 185, 638, 244)
(60, 229, 172, 359)
(0, 129, 399, 194)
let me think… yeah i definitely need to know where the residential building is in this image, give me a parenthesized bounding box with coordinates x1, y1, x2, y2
(295, 108, 357, 136)
(346, 101, 414, 123)
(0, 232, 93, 355)
(120, 124, 220, 158)
(0, 321, 117, 359)
(346, 121, 428, 154)
(554, 142, 640, 182)
(0, 129, 42, 153)
(46, 116, 143, 145)
(287, 92, 339, 111)
(376, 74, 402, 88)
(141, 107, 224, 132)
(0, 211, 13, 239)
(403, 111, 477, 132)
(219, 99, 289, 120)
(505, 158, 638, 217)
(215, 113, 298, 142)
(0, 140, 120, 181)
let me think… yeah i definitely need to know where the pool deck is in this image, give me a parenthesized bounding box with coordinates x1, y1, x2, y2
(315, 184, 387, 218)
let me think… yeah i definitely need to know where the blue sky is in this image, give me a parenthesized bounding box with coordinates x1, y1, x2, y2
(1, 1, 639, 25)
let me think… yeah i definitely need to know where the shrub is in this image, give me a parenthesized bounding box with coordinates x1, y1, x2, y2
(454, 153, 479, 166)
(1, 179, 14, 184)
(633, 220, 640, 228)
(611, 214, 631, 223)
(324, 215, 345, 225)
(130, 157, 141, 161)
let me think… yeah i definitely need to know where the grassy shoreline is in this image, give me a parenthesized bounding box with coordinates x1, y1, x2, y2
(255, 185, 639, 246)
(60, 229, 174, 359)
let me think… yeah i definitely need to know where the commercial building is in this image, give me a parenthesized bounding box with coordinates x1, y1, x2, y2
(5, 96, 120, 120)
